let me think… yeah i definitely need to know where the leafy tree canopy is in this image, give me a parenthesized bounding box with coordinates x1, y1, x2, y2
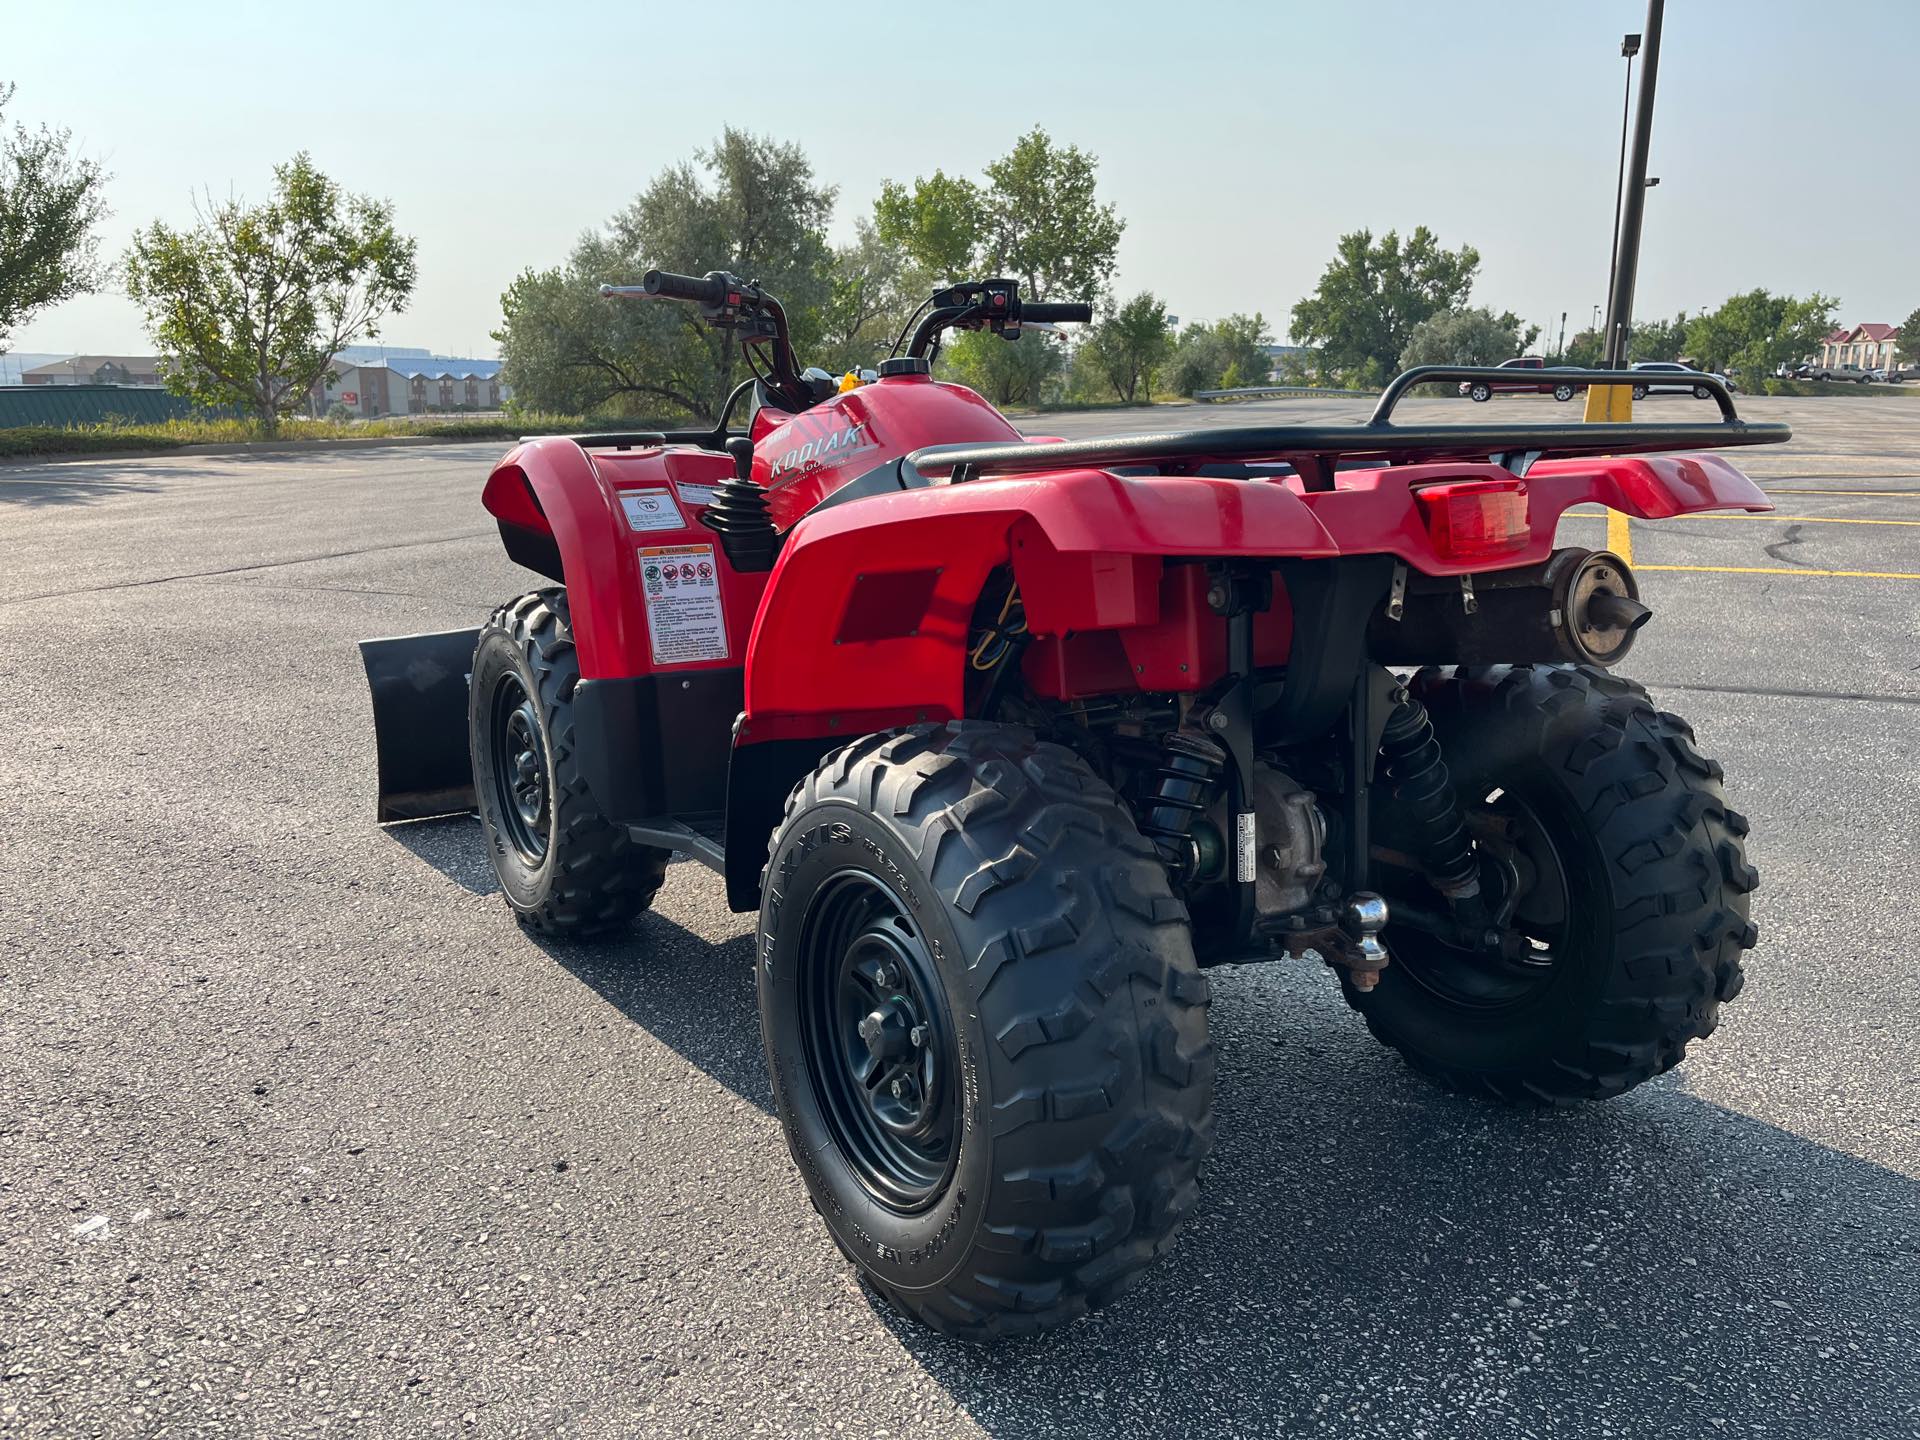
(1073, 292, 1173, 403)
(1899, 307, 1920, 365)
(123, 153, 416, 434)
(874, 127, 1123, 301)
(1164, 313, 1273, 397)
(0, 82, 109, 351)
(1683, 290, 1838, 379)
(1398, 306, 1539, 371)
(1289, 227, 1480, 387)
(815, 217, 935, 376)
(872, 170, 982, 280)
(496, 130, 839, 421)
(939, 327, 1064, 409)
(1630, 311, 1690, 364)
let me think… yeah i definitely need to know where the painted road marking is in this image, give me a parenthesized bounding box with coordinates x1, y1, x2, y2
(1636, 564, 1920, 580)
(1606, 509, 1633, 563)
(1566, 511, 1920, 527)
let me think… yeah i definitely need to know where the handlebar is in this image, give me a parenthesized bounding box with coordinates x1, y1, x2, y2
(1020, 302, 1094, 324)
(641, 269, 730, 306)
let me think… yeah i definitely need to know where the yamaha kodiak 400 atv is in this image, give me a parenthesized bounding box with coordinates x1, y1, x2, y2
(361, 269, 1784, 1339)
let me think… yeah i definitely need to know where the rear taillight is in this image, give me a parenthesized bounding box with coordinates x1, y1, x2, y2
(1414, 478, 1530, 561)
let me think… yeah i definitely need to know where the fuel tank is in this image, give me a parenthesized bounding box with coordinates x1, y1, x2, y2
(750, 373, 1022, 531)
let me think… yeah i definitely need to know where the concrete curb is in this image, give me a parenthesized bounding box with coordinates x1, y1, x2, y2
(0, 432, 509, 468)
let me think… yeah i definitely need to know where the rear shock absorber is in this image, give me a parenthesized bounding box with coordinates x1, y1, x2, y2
(1378, 693, 1481, 904)
(1135, 733, 1227, 880)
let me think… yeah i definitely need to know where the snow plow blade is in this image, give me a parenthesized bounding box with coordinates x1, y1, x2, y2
(358, 628, 481, 823)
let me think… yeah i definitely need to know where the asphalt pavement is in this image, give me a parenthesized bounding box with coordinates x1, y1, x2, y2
(2, 393, 1916, 1438)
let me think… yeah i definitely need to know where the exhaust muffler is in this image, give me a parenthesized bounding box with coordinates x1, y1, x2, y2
(1368, 548, 1650, 668)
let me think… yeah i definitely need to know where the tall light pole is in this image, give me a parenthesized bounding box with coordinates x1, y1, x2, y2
(1603, 0, 1664, 368)
(1600, 30, 1641, 362)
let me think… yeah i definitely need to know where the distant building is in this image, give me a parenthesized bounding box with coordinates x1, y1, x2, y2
(309, 356, 509, 417)
(21, 355, 165, 387)
(1818, 323, 1902, 370)
(333, 343, 432, 363)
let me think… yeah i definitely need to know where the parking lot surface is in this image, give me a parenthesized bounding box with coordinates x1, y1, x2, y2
(3, 394, 1916, 1438)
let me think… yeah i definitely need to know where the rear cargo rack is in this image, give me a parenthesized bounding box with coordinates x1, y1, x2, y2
(907, 366, 1789, 488)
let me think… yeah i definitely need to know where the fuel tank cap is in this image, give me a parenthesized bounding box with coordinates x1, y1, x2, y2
(877, 357, 931, 378)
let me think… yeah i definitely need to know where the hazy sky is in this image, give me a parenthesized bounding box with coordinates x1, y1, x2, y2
(7, 0, 1915, 358)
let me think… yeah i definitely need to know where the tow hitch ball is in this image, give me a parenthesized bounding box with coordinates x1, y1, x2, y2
(1337, 893, 1391, 991)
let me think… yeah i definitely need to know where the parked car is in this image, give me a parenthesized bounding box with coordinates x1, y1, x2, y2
(1628, 361, 1730, 399)
(1460, 356, 1584, 402)
(1808, 362, 1872, 384)
(1885, 364, 1920, 384)
(1775, 361, 1813, 380)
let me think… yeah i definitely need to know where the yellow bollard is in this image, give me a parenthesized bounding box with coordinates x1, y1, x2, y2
(1583, 383, 1634, 423)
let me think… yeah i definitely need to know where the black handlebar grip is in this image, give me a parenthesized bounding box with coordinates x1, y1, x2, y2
(1021, 302, 1094, 324)
(642, 269, 728, 305)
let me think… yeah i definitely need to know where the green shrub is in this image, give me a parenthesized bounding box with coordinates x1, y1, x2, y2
(1750, 379, 1918, 398)
(0, 411, 599, 460)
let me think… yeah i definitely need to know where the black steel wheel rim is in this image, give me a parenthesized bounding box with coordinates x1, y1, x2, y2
(797, 869, 960, 1212)
(488, 672, 551, 864)
(1387, 790, 1576, 1010)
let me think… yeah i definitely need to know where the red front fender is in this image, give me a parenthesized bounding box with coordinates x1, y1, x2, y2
(481, 437, 742, 679)
(740, 470, 1338, 735)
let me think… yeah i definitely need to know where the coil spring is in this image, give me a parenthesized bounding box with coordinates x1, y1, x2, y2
(1378, 694, 1481, 899)
(1137, 733, 1226, 876)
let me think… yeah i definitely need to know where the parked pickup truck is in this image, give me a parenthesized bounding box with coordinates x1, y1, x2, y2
(1808, 362, 1872, 384)
(1459, 356, 1584, 402)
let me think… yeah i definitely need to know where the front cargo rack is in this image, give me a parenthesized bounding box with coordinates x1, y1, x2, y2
(905, 366, 1790, 488)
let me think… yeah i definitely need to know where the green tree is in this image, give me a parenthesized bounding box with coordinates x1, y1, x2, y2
(1683, 290, 1838, 380)
(940, 327, 1064, 408)
(1561, 328, 1603, 369)
(1398, 306, 1539, 370)
(0, 82, 109, 350)
(1898, 307, 1920, 369)
(1074, 292, 1173, 403)
(874, 127, 1123, 301)
(814, 217, 932, 376)
(1288, 227, 1481, 387)
(1630, 310, 1691, 363)
(496, 130, 835, 421)
(123, 154, 415, 434)
(872, 170, 983, 279)
(1164, 313, 1274, 396)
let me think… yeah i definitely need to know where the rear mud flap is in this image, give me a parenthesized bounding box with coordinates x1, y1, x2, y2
(358, 628, 481, 823)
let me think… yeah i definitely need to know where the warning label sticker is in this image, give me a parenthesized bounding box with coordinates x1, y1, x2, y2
(638, 543, 728, 665)
(620, 488, 686, 533)
(674, 481, 720, 508)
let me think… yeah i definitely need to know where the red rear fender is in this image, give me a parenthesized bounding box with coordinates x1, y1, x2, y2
(740, 470, 1337, 729)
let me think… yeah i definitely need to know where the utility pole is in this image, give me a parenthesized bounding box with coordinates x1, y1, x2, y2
(1589, 0, 1664, 420)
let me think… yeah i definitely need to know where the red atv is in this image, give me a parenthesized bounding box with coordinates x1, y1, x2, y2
(362, 270, 1786, 1339)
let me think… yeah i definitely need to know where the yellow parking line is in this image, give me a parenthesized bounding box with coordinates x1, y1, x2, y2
(1566, 511, 1920, 527)
(1606, 509, 1633, 563)
(1636, 564, 1920, 580)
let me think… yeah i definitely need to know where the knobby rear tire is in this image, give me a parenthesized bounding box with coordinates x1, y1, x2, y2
(1346, 664, 1758, 1107)
(758, 722, 1215, 1339)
